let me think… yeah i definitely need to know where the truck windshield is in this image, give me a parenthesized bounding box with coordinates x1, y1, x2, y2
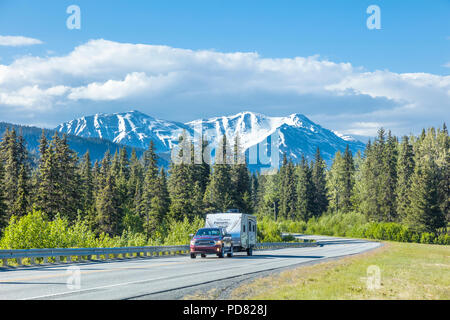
(196, 229, 221, 236)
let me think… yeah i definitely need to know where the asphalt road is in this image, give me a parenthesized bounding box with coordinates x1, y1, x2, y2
(0, 236, 381, 300)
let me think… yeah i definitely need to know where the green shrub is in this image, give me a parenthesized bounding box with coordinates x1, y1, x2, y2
(163, 216, 204, 245)
(257, 217, 282, 242)
(0, 210, 100, 249)
(282, 234, 296, 242)
(420, 232, 435, 244)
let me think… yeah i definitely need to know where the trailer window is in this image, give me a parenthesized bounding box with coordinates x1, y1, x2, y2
(243, 225, 246, 232)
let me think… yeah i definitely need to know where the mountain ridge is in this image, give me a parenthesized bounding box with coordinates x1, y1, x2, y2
(56, 110, 365, 167)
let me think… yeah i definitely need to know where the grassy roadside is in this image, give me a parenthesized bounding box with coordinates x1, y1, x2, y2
(229, 242, 450, 300)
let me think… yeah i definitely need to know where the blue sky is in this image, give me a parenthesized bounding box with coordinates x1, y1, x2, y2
(0, 0, 449, 138)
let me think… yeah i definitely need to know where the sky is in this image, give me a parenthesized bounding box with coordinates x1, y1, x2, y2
(0, 0, 449, 139)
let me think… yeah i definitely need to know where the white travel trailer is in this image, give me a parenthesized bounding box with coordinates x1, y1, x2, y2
(205, 210, 257, 255)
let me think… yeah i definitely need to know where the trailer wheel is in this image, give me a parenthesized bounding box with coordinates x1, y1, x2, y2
(190, 253, 196, 259)
(247, 247, 253, 256)
(201, 254, 206, 258)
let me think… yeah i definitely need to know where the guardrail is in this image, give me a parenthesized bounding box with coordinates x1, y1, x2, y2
(0, 241, 317, 268)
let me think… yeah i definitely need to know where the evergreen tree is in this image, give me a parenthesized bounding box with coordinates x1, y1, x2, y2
(168, 133, 197, 220)
(296, 156, 315, 220)
(101, 150, 112, 182)
(0, 128, 30, 219)
(231, 135, 252, 213)
(141, 141, 162, 234)
(406, 156, 445, 233)
(36, 133, 81, 221)
(192, 134, 211, 194)
(396, 136, 415, 222)
(341, 145, 355, 212)
(128, 148, 144, 212)
(0, 160, 6, 231)
(151, 168, 170, 223)
(53, 134, 82, 221)
(250, 172, 260, 212)
(437, 124, 449, 225)
(36, 140, 59, 219)
(203, 135, 234, 212)
(326, 147, 355, 213)
(380, 131, 398, 221)
(260, 172, 281, 219)
(95, 168, 121, 236)
(115, 147, 131, 222)
(13, 164, 29, 216)
(359, 130, 388, 221)
(79, 151, 95, 219)
(311, 147, 328, 216)
(279, 157, 297, 220)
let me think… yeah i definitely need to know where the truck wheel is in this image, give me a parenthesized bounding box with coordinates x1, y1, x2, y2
(247, 247, 253, 256)
(190, 253, 196, 259)
(201, 254, 206, 258)
(227, 246, 234, 258)
(217, 246, 224, 258)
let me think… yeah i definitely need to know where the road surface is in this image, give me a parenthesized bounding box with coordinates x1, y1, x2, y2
(0, 236, 381, 300)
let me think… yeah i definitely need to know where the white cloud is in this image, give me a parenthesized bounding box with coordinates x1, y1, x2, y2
(0, 39, 448, 137)
(68, 72, 178, 101)
(0, 85, 68, 109)
(0, 35, 43, 47)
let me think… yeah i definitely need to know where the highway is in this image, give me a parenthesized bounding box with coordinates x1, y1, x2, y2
(0, 236, 381, 300)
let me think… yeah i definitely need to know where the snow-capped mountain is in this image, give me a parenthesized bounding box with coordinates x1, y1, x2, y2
(56, 110, 365, 167)
(56, 110, 192, 153)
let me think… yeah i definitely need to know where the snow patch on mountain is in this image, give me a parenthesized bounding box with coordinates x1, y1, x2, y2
(56, 110, 365, 166)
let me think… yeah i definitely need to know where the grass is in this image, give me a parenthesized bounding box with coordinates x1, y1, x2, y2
(230, 242, 450, 300)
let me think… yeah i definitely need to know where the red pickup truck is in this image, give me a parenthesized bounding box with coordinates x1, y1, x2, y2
(189, 227, 233, 258)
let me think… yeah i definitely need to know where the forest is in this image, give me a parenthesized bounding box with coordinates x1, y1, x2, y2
(0, 124, 448, 249)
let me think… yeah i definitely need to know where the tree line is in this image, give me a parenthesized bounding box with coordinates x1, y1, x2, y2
(0, 124, 448, 242)
(0, 129, 254, 238)
(256, 126, 448, 234)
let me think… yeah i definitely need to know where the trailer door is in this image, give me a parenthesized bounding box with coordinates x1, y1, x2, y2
(241, 215, 248, 249)
(248, 219, 256, 245)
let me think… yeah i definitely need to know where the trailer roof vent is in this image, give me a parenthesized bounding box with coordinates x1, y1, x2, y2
(226, 209, 240, 213)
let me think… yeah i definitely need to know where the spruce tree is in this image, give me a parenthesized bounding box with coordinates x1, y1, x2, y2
(141, 141, 161, 234)
(359, 130, 389, 221)
(95, 168, 121, 236)
(279, 158, 297, 220)
(79, 151, 95, 219)
(13, 164, 29, 217)
(0, 128, 30, 219)
(53, 134, 82, 221)
(36, 141, 59, 219)
(296, 156, 315, 221)
(311, 148, 328, 216)
(326, 148, 354, 214)
(381, 131, 398, 221)
(250, 172, 260, 212)
(341, 145, 355, 212)
(150, 168, 170, 226)
(437, 124, 449, 225)
(203, 135, 234, 213)
(406, 157, 445, 233)
(231, 135, 252, 213)
(128, 148, 144, 212)
(0, 160, 6, 231)
(396, 136, 415, 222)
(36, 133, 81, 221)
